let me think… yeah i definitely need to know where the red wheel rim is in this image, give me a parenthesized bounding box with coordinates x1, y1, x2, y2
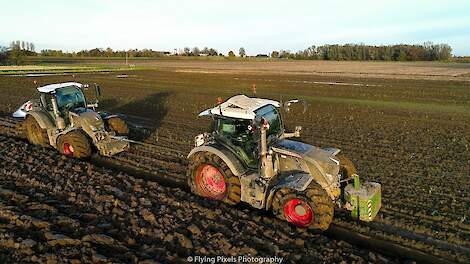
(63, 143, 74, 156)
(283, 198, 314, 227)
(195, 164, 226, 199)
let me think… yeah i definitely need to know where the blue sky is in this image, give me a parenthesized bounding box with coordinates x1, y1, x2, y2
(1, 0, 470, 55)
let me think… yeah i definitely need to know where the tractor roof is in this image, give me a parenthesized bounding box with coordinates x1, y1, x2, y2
(199, 94, 280, 119)
(37, 82, 83, 93)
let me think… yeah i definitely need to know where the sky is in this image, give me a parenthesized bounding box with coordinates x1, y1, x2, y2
(1, 0, 470, 55)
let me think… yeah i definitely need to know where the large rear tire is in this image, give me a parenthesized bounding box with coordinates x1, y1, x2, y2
(106, 117, 129, 136)
(187, 152, 241, 205)
(272, 183, 334, 231)
(57, 130, 92, 158)
(24, 115, 49, 146)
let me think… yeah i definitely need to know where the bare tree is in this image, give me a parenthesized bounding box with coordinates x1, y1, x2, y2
(239, 47, 246, 57)
(192, 47, 200, 56)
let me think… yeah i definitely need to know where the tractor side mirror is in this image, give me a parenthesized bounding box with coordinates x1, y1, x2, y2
(94, 84, 101, 97)
(281, 125, 302, 139)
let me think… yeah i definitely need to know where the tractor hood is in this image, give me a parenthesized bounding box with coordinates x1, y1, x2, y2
(69, 108, 105, 131)
(272, 139, 341, 192)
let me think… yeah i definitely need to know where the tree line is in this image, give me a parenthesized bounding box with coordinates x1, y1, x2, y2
(0, 40, 37, 65)
(0, 41, 455, 65)
(39, 47, 222, 57)
(270, 42, 452, 61)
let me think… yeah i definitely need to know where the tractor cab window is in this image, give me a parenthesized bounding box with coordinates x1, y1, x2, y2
(255, 105, 283, 140)
(41, 93, 54, 111)
(216, 118, 257, 167)
(55, 86, 86, 111)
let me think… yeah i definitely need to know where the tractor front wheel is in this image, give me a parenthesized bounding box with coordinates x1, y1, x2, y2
(106, 117, 129, 136)
(57, 130, 92, 158)
(24, 115, 49, 146)
(272, 183, 334, 231)
(187, 152, 241, 205)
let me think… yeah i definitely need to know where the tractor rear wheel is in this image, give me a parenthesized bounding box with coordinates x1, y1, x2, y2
(24, 115, 49, 147)
(106, 117, 129, 136)
(337, 155, 357, 179)
(187, 152, 241, 205)
(272, 183, 334, 231)
(57, 130, 92, 158)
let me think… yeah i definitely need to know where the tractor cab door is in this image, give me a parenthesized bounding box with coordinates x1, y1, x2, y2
(254, 105, 283, 141)
(40, 93, 57, 122)
(215, 117, 258, 168)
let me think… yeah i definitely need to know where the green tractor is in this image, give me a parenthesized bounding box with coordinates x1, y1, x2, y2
(13, 82, 129, 158)
(187, 95, 381, 230)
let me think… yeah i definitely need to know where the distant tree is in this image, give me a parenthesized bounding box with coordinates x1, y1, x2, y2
(208, 48, 218, 56)
(10, 41, 18, 50)
(0, 46, 8, 64)
(183, 47, 191, 56)
(437, 44, 452, 60)
(192, 47, 200, 56)
(239, 47, 246, 57)
(271, 51, 279, 58)
(106, 47, 113, 57)
(279, 50, 294, 59)
(9, 44, 23, 65)
(201, 47, 209, 55)
(228, 50, 236, 57)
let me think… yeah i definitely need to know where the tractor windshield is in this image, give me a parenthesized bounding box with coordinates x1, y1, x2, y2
(56, 86, 86, 111)
(255, 104, 283, 139)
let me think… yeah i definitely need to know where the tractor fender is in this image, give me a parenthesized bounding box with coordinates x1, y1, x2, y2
(187, 144, 248, 177)
(265, 173, 313, 210)
(25, 111, 54, 129)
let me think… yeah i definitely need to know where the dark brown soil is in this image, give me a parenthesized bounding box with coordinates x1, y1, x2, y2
(0, 135, 392, 263)
(0, 63, 469, 263)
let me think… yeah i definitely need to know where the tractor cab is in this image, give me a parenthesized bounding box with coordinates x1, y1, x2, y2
(199, 95, 283, 168)
(38, 83, 88, 123)
(188, 94, 382, 231)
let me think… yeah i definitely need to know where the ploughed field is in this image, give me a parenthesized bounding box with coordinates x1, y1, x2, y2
(0, 135, 389, 263)
(0, 60, 469, 262)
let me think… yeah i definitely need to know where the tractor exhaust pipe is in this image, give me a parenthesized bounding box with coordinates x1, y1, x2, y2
(260, 119, 274, 179)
